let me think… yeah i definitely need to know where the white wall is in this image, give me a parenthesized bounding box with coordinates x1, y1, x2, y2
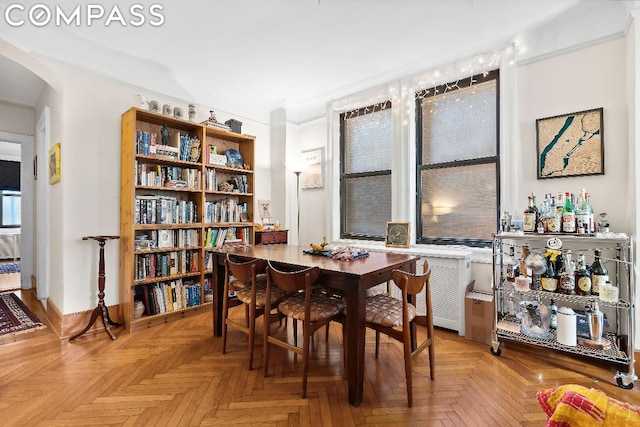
(292, 36, 633, 296)
(34, 59, 272, 314)
(0, 104, 34, 136)
(516, 37, 629, 233)
(297, 118, 328, 247)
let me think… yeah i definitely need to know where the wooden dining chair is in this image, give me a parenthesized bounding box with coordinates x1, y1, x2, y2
(365, 260, 434, 406)
(263, 261, 346, 398)
(222, 254, 289, 370)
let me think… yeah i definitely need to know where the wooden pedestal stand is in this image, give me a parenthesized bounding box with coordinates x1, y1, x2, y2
(69, 235, 121, 341)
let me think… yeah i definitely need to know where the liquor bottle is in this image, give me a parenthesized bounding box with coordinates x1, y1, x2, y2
(556, 192, 564, 231)
(558, 250, 576, 295)
(549, 299, 558, 330)
(584, 192, 595, 233)
(505, 246, 516, 282)
(575, 188, 593, 234)
(562, 192, 576, 233)
(590, 249, 608, 296)
(519, 245, 532, 279)
(540, 254, 558, 292)
(523, 195, 536, 232)
(574, 253, 592, 296)
(547, 195, 561, 233)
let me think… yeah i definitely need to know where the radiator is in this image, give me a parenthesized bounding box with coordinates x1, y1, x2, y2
(391, 250, 471, 336)
(0, 234, 20, 260)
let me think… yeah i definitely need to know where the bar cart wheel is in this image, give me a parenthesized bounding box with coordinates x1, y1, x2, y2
(616, 374, 635, 390)
(490, 345, 502, 356)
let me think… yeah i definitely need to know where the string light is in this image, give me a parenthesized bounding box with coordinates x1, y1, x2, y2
(329, 43, 518, 122)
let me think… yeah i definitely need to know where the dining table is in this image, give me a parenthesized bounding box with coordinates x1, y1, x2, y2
(208, 244, 419, 407)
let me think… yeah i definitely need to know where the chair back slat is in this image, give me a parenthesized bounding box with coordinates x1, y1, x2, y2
(266, 261, 320, 292)
(225, 254, 266, 281)
(392, 260, 430, 296)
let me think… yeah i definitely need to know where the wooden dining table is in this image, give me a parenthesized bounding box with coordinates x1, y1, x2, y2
(209, 244, 418, 407)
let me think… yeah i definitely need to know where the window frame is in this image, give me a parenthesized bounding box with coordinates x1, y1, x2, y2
(339, 100, 392, 241)
(415, 69, 501, 248)
(0, 190, 21, 228)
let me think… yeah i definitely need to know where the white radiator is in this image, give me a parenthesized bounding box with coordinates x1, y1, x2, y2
(391, 250, 471, 336)
(0, 234, 20, 260)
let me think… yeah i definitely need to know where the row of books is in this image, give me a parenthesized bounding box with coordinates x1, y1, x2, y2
(204, 227, 248, 248)
(204, 199, 248, 223)
(135, 195, 198, 225)
(135, 228, 200, 250)
(136, 130, 179, 160)
(134, 280, 202, 316)
(179, 134, 201, 162)
(135, 161, 201, 189)
(204, 252, 214, 271)
(134, 249, 199, 280)
(204, 170, 249, 193)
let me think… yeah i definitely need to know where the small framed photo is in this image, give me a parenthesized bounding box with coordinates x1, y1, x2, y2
(536, 107, 604, 179)
(257, 200, 272, 220)
(385, 222, 410, 248)
(48, 142, 61, 185)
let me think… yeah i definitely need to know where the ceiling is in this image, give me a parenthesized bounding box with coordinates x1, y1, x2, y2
(0, 0, 634, 124)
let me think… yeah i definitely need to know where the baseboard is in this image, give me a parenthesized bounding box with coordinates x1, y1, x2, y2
(45, 298, 121, 339)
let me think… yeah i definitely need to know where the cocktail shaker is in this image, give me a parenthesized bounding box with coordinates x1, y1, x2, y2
(588, 301, 604, 342)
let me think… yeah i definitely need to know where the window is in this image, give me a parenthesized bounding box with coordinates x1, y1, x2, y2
(416, 70, 500, 247)
(1, 190, 20, 227)
(340, 101, 392, 239)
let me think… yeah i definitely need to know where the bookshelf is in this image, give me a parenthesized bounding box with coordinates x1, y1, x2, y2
(120, 107, 256, 332)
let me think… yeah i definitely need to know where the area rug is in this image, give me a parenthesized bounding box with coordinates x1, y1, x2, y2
(0, 292, 44, 335)
(0, 262, 20, 274)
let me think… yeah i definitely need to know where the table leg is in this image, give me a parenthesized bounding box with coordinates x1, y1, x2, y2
(345, 282, 367, 407)
(213, 254, 224, 337)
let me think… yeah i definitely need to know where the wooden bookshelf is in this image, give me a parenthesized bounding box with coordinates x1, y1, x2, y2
(119, 107, 256, 332)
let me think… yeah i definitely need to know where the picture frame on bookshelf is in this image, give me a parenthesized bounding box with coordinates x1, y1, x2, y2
(258, 199, 272, 220)
(48, 142, 61, 185)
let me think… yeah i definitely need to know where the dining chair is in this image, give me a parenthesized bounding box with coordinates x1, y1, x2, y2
(365, 260, 434, 407)
(263, 261, 346, 398)
(222, 254, 289, 370)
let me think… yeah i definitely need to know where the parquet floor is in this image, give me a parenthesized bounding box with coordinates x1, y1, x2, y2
(1, 293, 639, 426)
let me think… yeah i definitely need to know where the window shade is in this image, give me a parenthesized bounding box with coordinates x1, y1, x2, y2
(0, 160, 20, 191)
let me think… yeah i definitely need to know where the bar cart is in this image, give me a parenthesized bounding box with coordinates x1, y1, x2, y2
(490, 232, 637, 389)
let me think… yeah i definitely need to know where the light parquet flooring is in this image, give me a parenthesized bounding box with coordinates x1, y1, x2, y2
(1, 302, 639, 427)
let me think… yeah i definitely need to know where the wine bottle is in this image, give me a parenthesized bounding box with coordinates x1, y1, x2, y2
(549, 299, 558, 330)
(505, 246, 516, 282)
(523, 195, 536, 232)
(541, 254, 558, 292)
(574, 253, 592, 296)
(562, 191, 576, 233)
(590, 249, 608, 297)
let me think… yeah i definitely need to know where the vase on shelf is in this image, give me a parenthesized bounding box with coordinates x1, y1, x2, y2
(133, 300, 145, 318)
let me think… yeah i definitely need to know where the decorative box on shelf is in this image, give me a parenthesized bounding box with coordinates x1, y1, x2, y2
(255, 230, 288, 245)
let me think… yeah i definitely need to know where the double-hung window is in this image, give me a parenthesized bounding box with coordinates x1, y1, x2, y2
(1, 190, 20, 227)
(416, 70, 500, 247)
(340, 101, 392, 239)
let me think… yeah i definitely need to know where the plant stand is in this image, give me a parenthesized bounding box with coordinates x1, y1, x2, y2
(69, 235, 121, 341)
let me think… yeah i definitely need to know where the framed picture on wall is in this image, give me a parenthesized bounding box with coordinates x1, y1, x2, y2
(536, 107, 604, 179)
(48, 142, 61, 185)
(300, 147, 324, 189)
